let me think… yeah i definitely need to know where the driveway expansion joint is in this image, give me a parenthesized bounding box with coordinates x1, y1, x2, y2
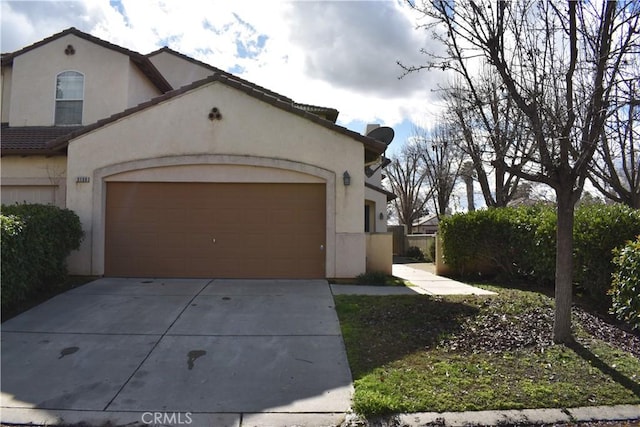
(101, 279, 214, 411)
(2, 278, 353, 424)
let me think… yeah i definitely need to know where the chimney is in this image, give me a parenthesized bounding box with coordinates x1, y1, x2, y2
(365, 123, 380, 135)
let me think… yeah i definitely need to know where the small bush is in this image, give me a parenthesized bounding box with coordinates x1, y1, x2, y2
(406, 246, 426, 261)
(610, 236, 640, 330)
(1, 214, 32, 306)
(356, 271, 390, 286)
(574, 204, 640, 302)
(1, 204, 83, 311)
(440, 204, 640, 302)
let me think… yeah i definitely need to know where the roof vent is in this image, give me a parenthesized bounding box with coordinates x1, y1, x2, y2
(65, 44, 75, 55)
(208, 107, 222, 121)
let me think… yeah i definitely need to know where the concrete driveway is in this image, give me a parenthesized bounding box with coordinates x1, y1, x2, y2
(1, 278, 353, 427)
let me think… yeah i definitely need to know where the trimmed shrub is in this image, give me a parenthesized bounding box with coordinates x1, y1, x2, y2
(440, 204, 640, 302)
(574, 204, 640, 302)
(440, 205, 555, 282)
(427, 239, 436, 263)
(1, 204, 83, 310)
(406, 246, 426, 261)
(356, 271, 389, 286)
(609, 236, 640, 330)
(1, 214, 31, 306)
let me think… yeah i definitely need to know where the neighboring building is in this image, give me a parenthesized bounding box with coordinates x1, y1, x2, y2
(1, 28, 395, 279)
(412, 214, 439, 234)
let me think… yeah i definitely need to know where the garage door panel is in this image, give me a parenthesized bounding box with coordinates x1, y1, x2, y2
(160, 208, 185, 224)
(270, 211, 293, 222)
(214, 208, 239, 226)
(105, 182, 325, 278)
(296, 259, 325, 277)
(156, 232, 189, 250)
(183, 233, 214, 251)
(109, 231, 158, 250)
(186, 259, 221, 277)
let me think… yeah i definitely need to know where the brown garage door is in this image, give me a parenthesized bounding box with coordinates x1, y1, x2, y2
(105, 182, 326, 278)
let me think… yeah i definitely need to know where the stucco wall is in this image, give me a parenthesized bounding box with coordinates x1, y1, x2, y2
(0, 156, 66, 179)
(106, 164, 325, 183)
(365, 185, 388, 232)
(366, 233, 393, 275)
(7, 34, 156, 126)
(127, 62, 163, 108)
(66, 81, 366, 278)
(0, 156, 67, 207)
(1, 66, 12, 123)
(147, 51, 213, 90)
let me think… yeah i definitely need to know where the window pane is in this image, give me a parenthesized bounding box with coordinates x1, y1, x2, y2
(55, 100, 82, 125)
(56, 71, 83, 100)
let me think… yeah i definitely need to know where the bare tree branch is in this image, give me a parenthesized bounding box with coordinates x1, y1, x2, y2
(403, 0, 640, 343)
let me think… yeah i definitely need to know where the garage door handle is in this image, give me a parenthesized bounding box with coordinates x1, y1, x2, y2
(212, 238, 216, 244)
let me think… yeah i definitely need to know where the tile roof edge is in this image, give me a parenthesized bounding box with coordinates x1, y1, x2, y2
(47, 73, 387, 156)
(145, 46, 294, 103)
(293, 103, 340, 123)
(365, 182, 397, 201)
(1, 125, 84, 155)
(1, 148, 66, 156)
(1, 27, 172, 93)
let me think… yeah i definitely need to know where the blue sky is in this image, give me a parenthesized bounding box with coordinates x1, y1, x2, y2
(1, 0, 450, 154)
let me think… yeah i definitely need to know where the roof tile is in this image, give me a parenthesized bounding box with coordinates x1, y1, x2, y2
(1, 124, 82, 154)
(2, 29, 386, 160)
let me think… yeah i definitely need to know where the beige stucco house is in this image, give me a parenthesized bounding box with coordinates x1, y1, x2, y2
(1, 28, 394, 279)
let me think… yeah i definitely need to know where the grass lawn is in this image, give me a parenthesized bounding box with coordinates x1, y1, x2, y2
(330, 274, 410, 287)
(335, 285, 640, 417)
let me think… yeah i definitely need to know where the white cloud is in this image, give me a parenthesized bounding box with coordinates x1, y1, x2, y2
(1, 0, 449, 133)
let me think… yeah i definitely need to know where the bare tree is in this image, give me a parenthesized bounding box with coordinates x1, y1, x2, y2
(589, 79, 640, 208)
(386, 143, 433, 234)
(414, 121, 463, 218)
(441, 75, 533, 208)
(405, 0, 640, 343)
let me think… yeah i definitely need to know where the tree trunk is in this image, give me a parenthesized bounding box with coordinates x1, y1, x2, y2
(438, 192, 448, 217)
(494, 162, 506, 207)
(464, 176, 475, 211)
(553, 187, 575, 344)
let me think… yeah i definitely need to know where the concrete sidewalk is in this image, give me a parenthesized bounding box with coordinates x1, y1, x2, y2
(393, 264, 496, 295)
(331, 264, 495, 296)
(364, 404, 640, 426)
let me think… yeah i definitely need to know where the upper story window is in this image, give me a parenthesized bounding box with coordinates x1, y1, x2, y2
(55, 71, 83, 125)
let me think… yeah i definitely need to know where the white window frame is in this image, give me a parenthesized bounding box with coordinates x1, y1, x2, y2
(54, 70, 84, 125)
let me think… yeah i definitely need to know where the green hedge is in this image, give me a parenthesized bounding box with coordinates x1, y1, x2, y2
(440, 205, 556, 281)
(440, 204, 640, 302)
(610, 236, 640, 330)
(406, 246, 427, 261)
(1, 204, 84, 311)
(574, 204, 640, 302)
